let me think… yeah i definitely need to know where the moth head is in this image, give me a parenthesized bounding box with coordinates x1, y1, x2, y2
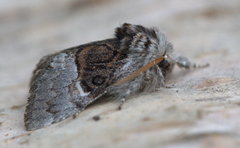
(158, 53, 175, 77)
(156, 35, 175, 77)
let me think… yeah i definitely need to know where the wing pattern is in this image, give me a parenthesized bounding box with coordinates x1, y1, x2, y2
(24, 39, 127, 130)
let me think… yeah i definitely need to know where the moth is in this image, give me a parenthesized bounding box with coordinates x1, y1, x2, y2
(24, 23, 208, 131)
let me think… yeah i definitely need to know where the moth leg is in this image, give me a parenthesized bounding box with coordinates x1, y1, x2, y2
(118, 98, 126, 110)
(175, 56, 209, 69)
(72, 113, 78, 119)
(165, 86, 173, 89)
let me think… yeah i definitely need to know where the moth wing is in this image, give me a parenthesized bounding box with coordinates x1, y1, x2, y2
(24, 42, 126, 131)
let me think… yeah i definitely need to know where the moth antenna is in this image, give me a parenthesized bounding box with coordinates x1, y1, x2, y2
(113, 56, 165, 86)
(175, 56, 209, 69)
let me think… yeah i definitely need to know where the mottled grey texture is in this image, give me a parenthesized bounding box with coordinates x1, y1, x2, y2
(25, 53, 79, 130)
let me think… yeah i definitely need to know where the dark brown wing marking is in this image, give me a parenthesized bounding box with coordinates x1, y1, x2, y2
(74, 43, 127, 94)
(67, 42, 127, 113)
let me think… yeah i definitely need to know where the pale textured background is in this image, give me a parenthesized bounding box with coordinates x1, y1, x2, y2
(1, 0, 240, 148)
